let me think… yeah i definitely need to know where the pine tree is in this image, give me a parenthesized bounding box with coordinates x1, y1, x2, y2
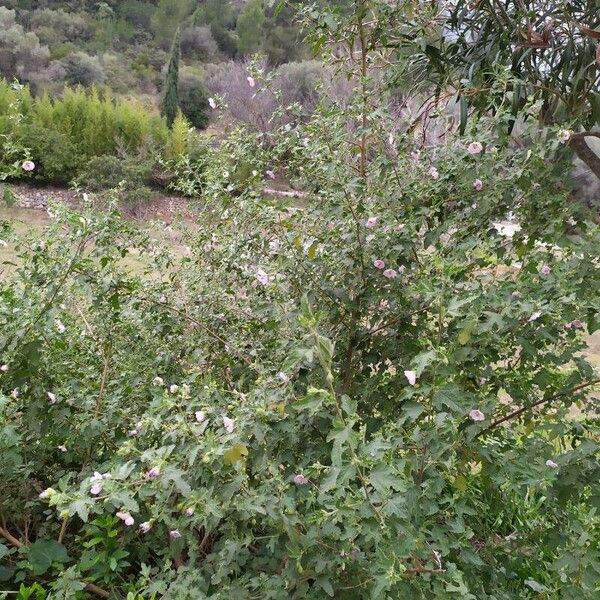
(161, 27, 181, 129)
(236, 0, 265, 56)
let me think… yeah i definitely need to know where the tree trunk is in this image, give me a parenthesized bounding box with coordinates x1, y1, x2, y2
(569, 133, 600, 181)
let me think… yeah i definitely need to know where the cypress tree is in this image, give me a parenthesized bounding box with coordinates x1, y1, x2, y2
(161, 27, 181, 128)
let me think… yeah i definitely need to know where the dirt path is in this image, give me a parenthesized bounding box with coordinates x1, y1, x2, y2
(3, 183, 195, 223)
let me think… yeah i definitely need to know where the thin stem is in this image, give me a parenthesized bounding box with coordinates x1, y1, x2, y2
(475, 378, 600, 438)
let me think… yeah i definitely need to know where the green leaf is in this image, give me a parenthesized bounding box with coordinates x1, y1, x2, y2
(524, 579, 548, 593)
(28, 539, 69, 576)
(369, 465, 403, 494)
(0, 543, 9, 559)
(316, 577, 334, 597)
(223, 443, 249, 465)
(402, 401, 425, 421)
(293, 387, 330, 415)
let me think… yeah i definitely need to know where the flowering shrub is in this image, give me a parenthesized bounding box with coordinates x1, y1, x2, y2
(1, 2, 600, 598)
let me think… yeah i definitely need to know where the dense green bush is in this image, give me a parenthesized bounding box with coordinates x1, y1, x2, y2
(72, 155, 154, 192)
(178, 71, 210, 130)
(0, 2, 599, 598)
(0, 79, 172, 185)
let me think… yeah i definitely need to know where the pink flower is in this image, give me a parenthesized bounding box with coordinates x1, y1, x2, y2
(116, 512, 135, 526)
(223, 416, 234, 433)
(169, 529, 181, 539)
(266, 170, 275, 180)
(557, 130, 572, 144)
(511, 291, 522, 299)
(58, 445, 67, 453)
(277, 371, 290, 384)
(139, 521, 152, 533)
(247, 76, 256, 88)
(147, 466, 160, 479)
(565, 319, 584, 330)
(184, 507, 194, 517)
(410, 150, 421, 162)
(429, 166, 440, 180)
(469, 409, 485, 422)
(22, 160, 35, 172)
(528, 311, 542, 322)
(195, 410, 206, 423)
(293, 474, 308, 485)
(373, 259, 385, 270)
(152, 376, 164, 386)
(90, 482, 103, 495)
(382, 268, 397, 279)
(545, 459, 558, 469)
(539, 264, 551, 276)
(404, 370, 417, 385)
(169, 384, 179, 394)
(366, 216, 378, 228)
(467, 141, 483, 155)
(0, 364, 8, 372)
(256, 269, 269, 286)
(39, 488, 55, 499)
(208, 97, 217, 109)
(47, 392, 57, 404)
(473, 179, 483, 191)
(90, 472, 103, 483)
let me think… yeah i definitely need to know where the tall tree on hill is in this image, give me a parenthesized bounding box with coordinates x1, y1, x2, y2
(236, 0, 265, 56)
(161, 27, 181, 128)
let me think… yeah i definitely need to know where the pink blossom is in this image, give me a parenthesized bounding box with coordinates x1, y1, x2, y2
(429, 166, 440, 180)
(539, 264, 551, 276)
(90, 472, 103, 483)
(277, 372, 290, 384)
(47, 392, 57, 404)
(473, 179, 483, 191)
(469, 409, 485, 422)
(382, 268, 397, 279)
(169, 384, 179, 394)
(247, 76, 256, 88)
(195, 410, 206, 423)
(373, 259, 385, 270)
(169, 529, 182, 539)
(410, 150, 421, 161)
(39, 488, 55, 499)
(511, 291, 522, 299)
(467, 142, 483, 155)
(147, 466, 160, 479)
(256, 269, 269, 286)
(58, 445, 67, 453)
(223, 416, 234, 433)
(139, 521, 152, 533)
(152, 376, 164, 386)
(266, 170, 275, 180)
(22, 160, 35, 172)
(90, 482, 103, 495)
(208, 97, 217, 109)
(293, 474, 308, 485)
(184, 507, 194, 517)
(366, 216, 378, 228)
(528, 311, 542, 322)
(404, 370, 417, 385)
(0, 364, 7, 372)
(557, 130, 572, 144)
(545, 459, 558, 469)
(565, 319, 584, 330)
(116, 512, 135, 526)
